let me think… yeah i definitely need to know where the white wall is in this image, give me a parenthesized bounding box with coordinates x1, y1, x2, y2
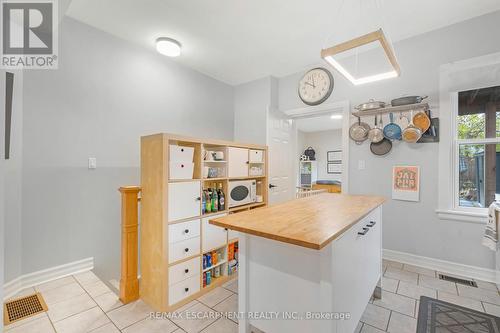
(20, 17, 234, 282)
(278, 11, 500, 269)
(298, 129, 342, 182)
(0, 71, 6, 332)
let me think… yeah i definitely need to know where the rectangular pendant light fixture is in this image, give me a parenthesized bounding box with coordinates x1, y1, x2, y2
(321, 29, 400, 85)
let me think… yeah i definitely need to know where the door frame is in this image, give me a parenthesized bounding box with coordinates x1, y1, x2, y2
(281, 100, 351, 194)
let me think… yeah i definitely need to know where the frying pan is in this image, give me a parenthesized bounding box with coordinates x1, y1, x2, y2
(412, 110, 431, 132)
(391, 95, 428, 106)
(368, 115, 384, 143)
(402, 111, 422, 143)
(383, 113, 402, 140)
(370, 138, 392, 156)
(349, 117, 370, 144)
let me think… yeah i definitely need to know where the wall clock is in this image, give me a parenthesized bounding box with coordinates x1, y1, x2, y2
(298, 67, 334, 106)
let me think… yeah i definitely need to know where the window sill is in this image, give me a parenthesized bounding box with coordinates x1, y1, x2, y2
(436, 209, 487, 224)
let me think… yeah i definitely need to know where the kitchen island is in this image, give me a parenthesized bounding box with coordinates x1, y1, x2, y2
(210, 193, 385, 333)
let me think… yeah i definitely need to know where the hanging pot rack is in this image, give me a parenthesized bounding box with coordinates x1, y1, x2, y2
(351, 102, 429, 117)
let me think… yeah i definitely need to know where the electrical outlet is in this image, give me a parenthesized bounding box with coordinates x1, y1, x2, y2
(358, 160, 365, 170)
(88, 157, 97, 169)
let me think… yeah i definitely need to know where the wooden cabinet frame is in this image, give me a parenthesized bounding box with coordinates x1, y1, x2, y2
(140, 133, 268, 311)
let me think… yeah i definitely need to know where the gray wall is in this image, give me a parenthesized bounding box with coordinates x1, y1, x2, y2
(278, 11, 500, 269)
(20, 17, 234, 281)
(233, 77, 273, 145)
(3, 70, 23, 283)
(1, 71, 6, 331)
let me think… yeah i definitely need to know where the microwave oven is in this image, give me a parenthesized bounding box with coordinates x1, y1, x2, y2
(228, 180, 257, 208)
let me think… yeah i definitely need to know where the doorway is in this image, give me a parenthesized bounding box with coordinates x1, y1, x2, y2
(267, 101, 350, 204)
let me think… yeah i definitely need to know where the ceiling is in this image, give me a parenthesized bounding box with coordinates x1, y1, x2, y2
(296, 114, 343, 133)
(66, 0, 500, 85)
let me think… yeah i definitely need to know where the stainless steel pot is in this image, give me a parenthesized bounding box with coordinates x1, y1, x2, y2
(355, 99, 386, 111)
(349, 117, 370, 144)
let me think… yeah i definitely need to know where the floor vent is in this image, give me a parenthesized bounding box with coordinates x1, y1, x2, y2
(438, 274, 477, 287)
(3, 293, 48, 325)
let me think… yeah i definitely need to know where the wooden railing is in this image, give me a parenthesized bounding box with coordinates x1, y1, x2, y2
(296, 187, 328, 198)
(118, 186, 141, 304)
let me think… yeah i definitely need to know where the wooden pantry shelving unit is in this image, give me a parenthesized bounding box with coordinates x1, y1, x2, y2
(140, 133, 268, 311)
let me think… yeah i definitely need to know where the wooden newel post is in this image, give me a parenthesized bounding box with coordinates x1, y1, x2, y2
(118, 186, 141, 303)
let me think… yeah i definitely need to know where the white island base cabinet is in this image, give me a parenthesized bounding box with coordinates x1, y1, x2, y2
(238, 207, 382, 333)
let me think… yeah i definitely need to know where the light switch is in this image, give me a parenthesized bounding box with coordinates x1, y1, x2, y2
(358, 160, 365, 170)
(88, 157, 97, 169)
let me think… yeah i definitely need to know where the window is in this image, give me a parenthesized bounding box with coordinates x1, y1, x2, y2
(455, 86, 500, 209)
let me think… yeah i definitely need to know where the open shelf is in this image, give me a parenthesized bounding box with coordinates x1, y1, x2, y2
(228, 175, 266, 180)
(202, 259, 227, 273)
(351, 102, 429, 117)
(228, 202, 266, 212)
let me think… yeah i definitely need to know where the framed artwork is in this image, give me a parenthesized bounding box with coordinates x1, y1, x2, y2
(392, 166, 420, 201)
(327, 163, 342, 174)
(327, 150, 342, 162)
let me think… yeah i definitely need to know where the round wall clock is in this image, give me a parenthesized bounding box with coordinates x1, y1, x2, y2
(298, 67, 334, 106)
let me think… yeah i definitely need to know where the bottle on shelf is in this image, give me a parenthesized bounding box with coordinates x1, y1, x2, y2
(218, 183, 225, 211)
(211, 183, 218, 212)
(205, 188, 212, 213)
(201, 190, 206, 215)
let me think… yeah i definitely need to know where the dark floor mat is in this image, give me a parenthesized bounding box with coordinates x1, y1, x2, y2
(417, 296, 500, 333)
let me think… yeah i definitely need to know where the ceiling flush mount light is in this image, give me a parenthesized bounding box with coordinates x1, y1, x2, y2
(330, 114, 343, 120)
(321, 29, 400, 85)
(156, 37, 181, 57)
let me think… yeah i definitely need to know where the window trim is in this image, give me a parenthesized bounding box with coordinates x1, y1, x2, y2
(437, 52, 500, 224)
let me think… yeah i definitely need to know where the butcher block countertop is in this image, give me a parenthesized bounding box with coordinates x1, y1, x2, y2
(209, 193, 385, 250)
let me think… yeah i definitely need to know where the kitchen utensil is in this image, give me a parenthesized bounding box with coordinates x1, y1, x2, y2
(412, 110, 431, 132)
(368, 115, 384, 143)
(304, 147, 316, 160)
(349, 117, 370, 144)
(370, 138, 392, 156)
(391, 95, 428, 106)
(383, 113, 402, 140)
(355, 99, 386, 111)
(402, 111, 422, 143)
(399, 112, 409, 128)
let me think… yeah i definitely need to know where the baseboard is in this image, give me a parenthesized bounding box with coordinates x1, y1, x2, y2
(4, 257, 94, 300)
(383, 249, 497, 284)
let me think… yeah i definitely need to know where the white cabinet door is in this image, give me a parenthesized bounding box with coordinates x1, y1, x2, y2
(202, 214, 227, 252)
(168, 181, 200, 221)
(228, 147, 248, 178)
(332, 220, 366, 333)
(228, 229, 239, 241)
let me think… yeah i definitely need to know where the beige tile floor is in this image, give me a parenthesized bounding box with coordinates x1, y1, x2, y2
(4, 260, 500, 333)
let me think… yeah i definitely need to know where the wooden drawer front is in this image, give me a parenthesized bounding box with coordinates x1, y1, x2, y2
(202, 214, 228, 252)
(169, 145, 194, 162)
(168, 181, 200, 221)
(169, 219, 200, 244)
(169, 237, 201, 263)
(168, 274, 200, 306)
(169, 257, 200, 286)
(249, 149, 264, 163)
(169, 162, 194, 180)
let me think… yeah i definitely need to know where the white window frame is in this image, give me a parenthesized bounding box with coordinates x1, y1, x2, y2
(437, 52, 500, 224)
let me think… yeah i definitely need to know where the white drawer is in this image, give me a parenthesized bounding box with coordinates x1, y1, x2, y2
(249, 149, 264, 163)
(168, 274, 200, 306)
(169, 237, 200, 263)
(169, 257, 200, 286)
(169, 145, 194, 162)
(169, 219, 200, 244)
(169, 162, 194, 180)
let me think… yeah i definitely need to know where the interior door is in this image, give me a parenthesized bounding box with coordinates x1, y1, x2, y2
(267, 109, 294, 204)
